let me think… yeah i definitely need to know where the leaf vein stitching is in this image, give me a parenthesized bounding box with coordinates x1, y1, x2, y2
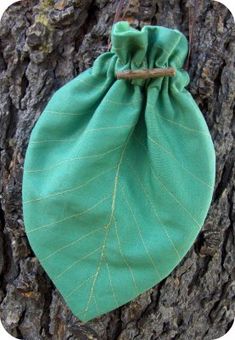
(29, 126, 134, 145)
(41, 227, 104, 262)
(147, 135, 213, 188)
(121, 185, 162, 279)
(81, 130, 134, 320)
(25, 166, 116, 204)
(25, 144, 123, 173)
(147, 104, 210, 136)
(55, 246, 102, 280)
(65, 274, 95, 299)
(114, 217, 140, 294)
(127, 162, 182, 260)
(106, 260, 119, 307)
(132, 140, 202, 229)
(27, 195, 111, 233)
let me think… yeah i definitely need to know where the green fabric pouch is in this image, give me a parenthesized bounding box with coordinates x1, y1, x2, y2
(22, 21, 216, 322)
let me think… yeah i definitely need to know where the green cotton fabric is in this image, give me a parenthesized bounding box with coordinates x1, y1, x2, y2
(22, 21, 216, 322)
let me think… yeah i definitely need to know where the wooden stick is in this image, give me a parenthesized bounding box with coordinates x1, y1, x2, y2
(116, 68, 176, 80)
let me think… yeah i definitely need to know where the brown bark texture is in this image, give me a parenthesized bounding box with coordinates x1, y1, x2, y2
(0, 0, 234, 339)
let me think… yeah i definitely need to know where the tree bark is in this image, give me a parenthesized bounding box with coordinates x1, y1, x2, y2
(0, 0, 234, 339)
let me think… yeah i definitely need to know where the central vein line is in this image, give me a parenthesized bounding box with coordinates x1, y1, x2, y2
(82, 130, 133, 319)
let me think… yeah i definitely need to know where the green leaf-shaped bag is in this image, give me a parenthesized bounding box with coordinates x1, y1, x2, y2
(22, 22, 216, 322)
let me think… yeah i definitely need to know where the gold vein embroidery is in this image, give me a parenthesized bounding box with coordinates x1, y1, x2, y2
(129, 157, 201, 229)
(93, 295, 100, 317)
(82, 130, 134, 320)
(29, 126, 134, 146)
(85, 125, 134, 132)
(80, 222, 112, 320)
(27, 195, 111, 233)
(176, 225, 198, 254)
(73, 97, 212, 136)
(150, 166, 201, 229)
(45, 110, 87, 116)
(41, 227, 104, 262)
(30, 139, 78, 144)
(106, 260, 119, 307)
(55, 246, 102, 280)
(121, 185, 162, 279)
(65, 274, 96, 299)
(132, 140, 202, 229)
(44, 95, 208, 140)
(147, 135, 213, 189)
(45, 96, 141, 117)
(52, 76, 109, 105)
(127, 162, 182, 260)
(24, 144, 123, 173)
(147, 103, 210, 136)
(24, 166, 116, 204)
(39, 76, 110, 121)
(105, 98, 142, 106)
(114, 217, 140, 294)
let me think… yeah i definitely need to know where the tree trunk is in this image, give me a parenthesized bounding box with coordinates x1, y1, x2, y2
(0, 0, 234, 339)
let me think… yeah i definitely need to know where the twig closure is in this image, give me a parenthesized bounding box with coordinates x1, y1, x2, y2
(116, 68, 176, 80)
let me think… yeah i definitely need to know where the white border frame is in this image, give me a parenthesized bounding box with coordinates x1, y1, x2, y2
(0, 0, 234, 339)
